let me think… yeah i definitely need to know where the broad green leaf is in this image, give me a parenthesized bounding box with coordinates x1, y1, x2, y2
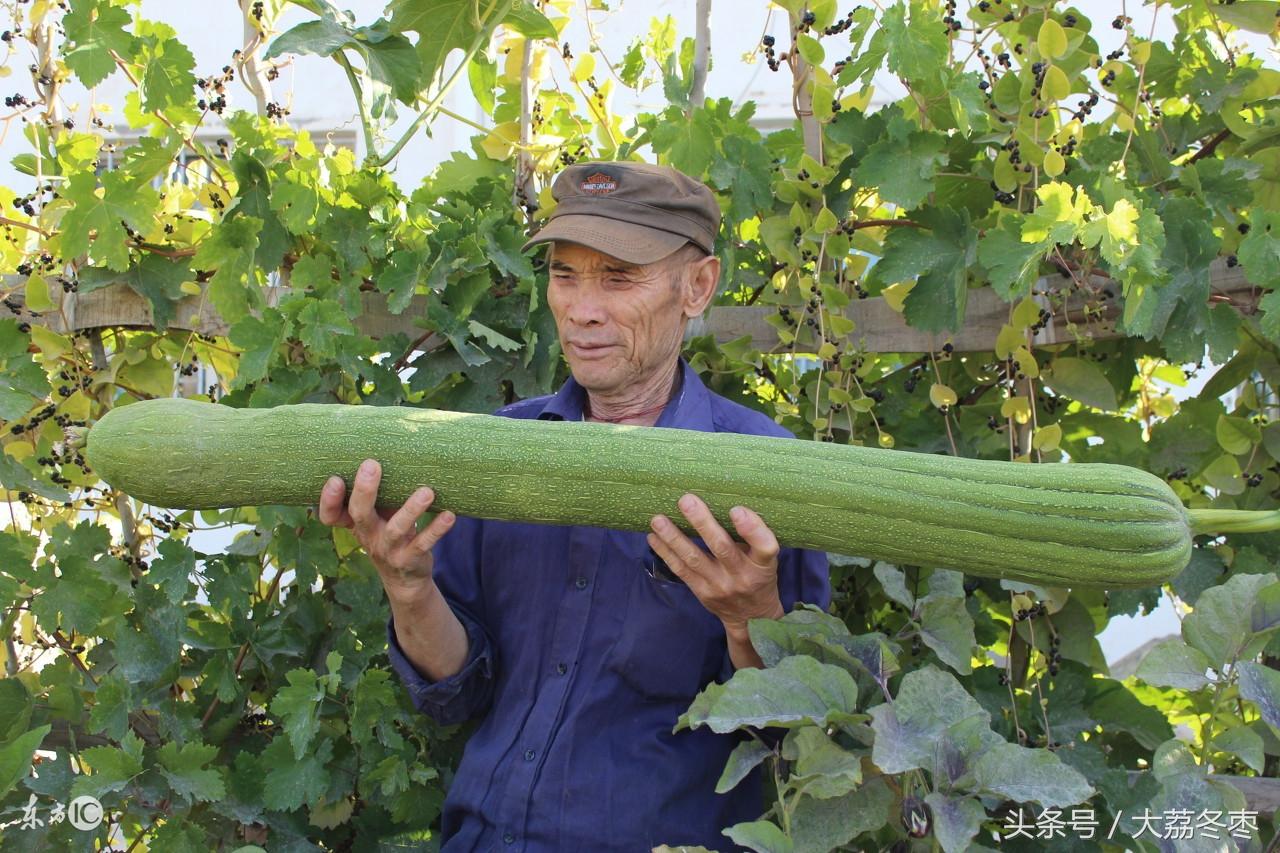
(140, 36, 197, 112)
(1043, 357, 1117, 411)
(1239, 210, 1280, 289)
(924, 793, 987, 853)
(503, 1, 558, 41)
(192, 215, 262, 326)
(918, 595, 976, 674)
(796, 34, 825, 66)
(715, 739, 772, 794)
(60, 170, 158, 272)
(1216, 413, 1260, 454)
(854, 114, 948, 209)
(787, 727, 862, 799)
(1042, 64, 1070, 101)
(789, 776, 894, 852)
(1182, 572, 1278, 668)
(871, 207, 977, 333)
(874, 563, 914, 609)
(260, 735, 333, 811)
(882, 1, 948, 84)
(158, 741, 226, 803)
(390, 0, 493, 87)
(1134, 638, 1213, 689)
(869, 665, 995, 774)
(1213, 724, 1265, 772)
(724, 820, 793, 853)
(63, 0, 137, 87)
(73, 734, 145, 799)
(1238, 661, 1280, 729)
(1201, 452, 1245, 495)
(978, 217, 1044, 300)
(1216, 1, 1280, 33)
(973, 741, 1094, 807)
(0, 680, 32, 744)
(270, 668, 325, 760)
(676, 655, 860, 733)
(0, 725, 51, 799)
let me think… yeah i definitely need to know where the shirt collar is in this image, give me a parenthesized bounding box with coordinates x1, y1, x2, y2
(537, 355, 715, 432)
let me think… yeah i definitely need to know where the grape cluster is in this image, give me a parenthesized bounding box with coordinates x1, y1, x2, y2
(558, 142, 589, 166)
(941, 0, 962, 33)
(820, 9, 856, 37)
(196, 64, 236, 114)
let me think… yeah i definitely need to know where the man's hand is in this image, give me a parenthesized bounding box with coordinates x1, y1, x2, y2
(647, 493, 785, 668)
(317, 458, 456, 605)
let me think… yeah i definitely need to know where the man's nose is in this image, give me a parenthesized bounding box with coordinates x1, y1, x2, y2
(565, 286, 609, 326)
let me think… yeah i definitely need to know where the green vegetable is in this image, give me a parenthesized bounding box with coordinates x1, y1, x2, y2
(73, 398, 1279, 588)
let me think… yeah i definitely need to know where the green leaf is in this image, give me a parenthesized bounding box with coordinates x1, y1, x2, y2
(1239, 211, 1280, 289)
(796, 33, 825, 66)
(676, 655, 860, 733)
(390, 0, 490, 88)
(978, 217, 1045, 300)
(1038, 19, 1069, 59)
(60, 170, 159, 272)
(973, 741, 1094, 807)
(158, 741, 226, 803)
(918, 595, 976, 674)
(115, 255, 193, 332)
(710, 135, 774, 223)
(789, 776, 893, 852)
(1134, 638, 1213, 690)
(73, 734, 145, 799)
(1202, 452, 1245, 495)
(265, 19, 353, 60)
(87, 673, 132, 741)
(716, 739, 772, 794)
(193, 215, 262, 326)
(1183, 572, 1279, 669)
(0, 725, 51, 799)
(924, 793, 987, 853)
(786, 727, 862, 799)
(1043, 357, 1117, 411)
(270, 668, 325, 760)
(873, 563, 914, 609)
(871, 207, 977, 333)
(1214, 724, 1265, 772)
(0, 679, 32, 744)
(1215, 1, 1280, 33)
(854, 114, 948, 209)
(882, 1, 948, 84)
(0, 452, 70, 502)
(503, 1, 558, 41)
(869, 665, 996, 774)
(63, 0, 137, 87)
(724, 820, 794, 853)
(1217, 413, 1260, 454)
(260, 735, 333, 811)
(1238, 661, 1280, 729)
(140, 36, 197, 112)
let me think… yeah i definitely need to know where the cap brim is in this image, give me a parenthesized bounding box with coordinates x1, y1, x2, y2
(521, 214, 689, 265)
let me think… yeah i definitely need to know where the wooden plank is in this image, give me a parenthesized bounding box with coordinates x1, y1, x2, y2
(1, 259, 1257, 354)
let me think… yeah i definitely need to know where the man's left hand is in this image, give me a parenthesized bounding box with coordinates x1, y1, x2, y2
(647, 493, 785, 642)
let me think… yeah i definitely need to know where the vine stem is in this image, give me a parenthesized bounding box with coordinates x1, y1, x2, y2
(1188, 509, 1280, 536)
(374, 0, 513, 168)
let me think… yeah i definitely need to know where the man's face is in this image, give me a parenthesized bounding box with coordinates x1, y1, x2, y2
(546, 242, 692, 396)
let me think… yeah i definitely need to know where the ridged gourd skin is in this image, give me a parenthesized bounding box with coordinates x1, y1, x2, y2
(83, 397, 1194, 589)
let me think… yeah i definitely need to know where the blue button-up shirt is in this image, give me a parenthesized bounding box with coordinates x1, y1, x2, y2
(386, 356, 831, 851)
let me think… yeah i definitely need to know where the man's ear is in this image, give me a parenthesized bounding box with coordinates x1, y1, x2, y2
(684, 253, 720, 319)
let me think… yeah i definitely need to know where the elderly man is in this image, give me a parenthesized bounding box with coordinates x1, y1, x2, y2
(318, 162, 830, 851)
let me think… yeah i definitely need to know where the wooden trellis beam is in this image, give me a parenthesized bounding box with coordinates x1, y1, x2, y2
(0, 259, 1255, 355)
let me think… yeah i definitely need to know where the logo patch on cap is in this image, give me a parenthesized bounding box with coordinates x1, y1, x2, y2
(580, 171, 618, 195)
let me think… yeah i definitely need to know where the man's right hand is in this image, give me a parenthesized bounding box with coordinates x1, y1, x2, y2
(317, 458, 457, 603)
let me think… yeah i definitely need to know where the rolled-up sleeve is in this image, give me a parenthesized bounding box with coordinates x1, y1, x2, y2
(385, 514, 498, 726)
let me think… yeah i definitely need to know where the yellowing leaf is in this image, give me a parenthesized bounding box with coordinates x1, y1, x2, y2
(814, 206, 838, 232)
(1012, 297, 1041, 329)
(1014, 345, 1040, 378)
(30, 325, 70, 359)
(1042, 65, 1070, 102)
(1001, 395, 1031, 424)
(1114, 111, 1134, 132)
(881, 280, 915, 313)
(818, 341, 837, 360)
(480, 121, 521, 160)
(929, 383, 958, 409)
(1038, 19, 1068, 59)
(1033, 422, 1062, 452)
(995, 323, 1023, 359)
(572, 52, 596, 83)
(179, 281, 202, 296)
(1131, 40, 1151, 65)
(23, 274, 51, 311)
(1043, 149, 1065, 177)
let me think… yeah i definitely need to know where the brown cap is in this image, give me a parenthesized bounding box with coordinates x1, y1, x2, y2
(521, 161, 721, 265)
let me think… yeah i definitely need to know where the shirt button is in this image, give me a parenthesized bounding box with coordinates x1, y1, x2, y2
(503, 831, 515, 844)
(524, 748, 536, 761)
(556, 662, 567, 675)
(574, 576, 588, 589)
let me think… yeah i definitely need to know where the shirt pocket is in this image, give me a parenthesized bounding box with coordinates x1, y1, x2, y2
(604, 545, 725, 704)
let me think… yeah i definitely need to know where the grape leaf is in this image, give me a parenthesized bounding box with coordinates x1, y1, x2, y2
(871, 207, 977, 333)
(853, 114, 948, 209)
(192, 215, 263, 326)
(270, 668, 325, 760)
(158, 741, 226, 803)
(59, 170, 158, 272)
(63, 0, 137, 87)
(139, 35, 197, 113)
